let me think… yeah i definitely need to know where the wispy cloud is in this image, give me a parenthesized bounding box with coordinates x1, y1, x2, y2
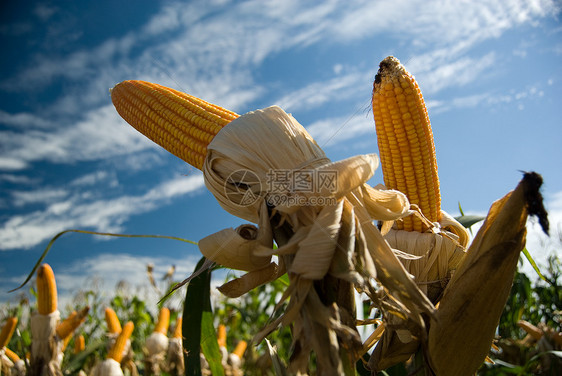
(0, 105, 152, 171)
(276, 70, 371, 112)
(0, 174, 205, 250)
(306, 110, 374, 147)
(11, 188, 69, 207)
(413, 53, 496, 95)
(5, 0, 557, 110)
(429, 83, 547, 114)
(0, 0, 559, 253)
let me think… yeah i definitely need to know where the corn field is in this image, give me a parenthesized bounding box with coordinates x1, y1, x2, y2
(1, 56, 561, 375)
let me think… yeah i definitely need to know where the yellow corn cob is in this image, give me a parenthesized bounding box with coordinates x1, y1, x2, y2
(0, 317, 17, 348)
(372, 56, 441, 232)
(56, 306, 89, 340)
(111, 80, 239, 170)
(154, 307, 170, 335)
(74, 334, 85, 354)
(105, 307, 122, 334)
(173, 317, 183, 339)
(107, 321, 134, 362)
(217, 324, 227, 348)
(4, 347, 20, 362)
(233, 340, 247, 358)
(37, 263, 57, 315)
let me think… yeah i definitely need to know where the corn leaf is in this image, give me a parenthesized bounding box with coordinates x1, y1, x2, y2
(454, 214, 485, 229)
(10, 229, 197, 293)
(183, 257, 224, 376)
(522, 247, 547, 282)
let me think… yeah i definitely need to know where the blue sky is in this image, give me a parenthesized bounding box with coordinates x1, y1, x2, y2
(1, 0, 561, 307)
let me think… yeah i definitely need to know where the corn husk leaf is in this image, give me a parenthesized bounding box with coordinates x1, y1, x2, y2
(384, 211, 468, 302)
(428, 173, 547, 376)
(144, 331, 168, 374)
(30, 310, 62, 376)
(218, 262, 283, 298)
(89, 358, 123, 376)
(198, 201, 272, 271)
(201, 106, 436, 373)
(166, 337, 184, 375)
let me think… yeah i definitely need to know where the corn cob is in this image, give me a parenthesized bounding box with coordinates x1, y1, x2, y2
(104, 307, 122, 334)
(0, 317, 17, 348)
(154, 307, 170, 335)
(37, 263, 57, 315)
(74, 334, 85, 354)
(233, 340, 247, 358)
(111, 80, 239, 170)
(4, 347, 20, 362)
(173, 317, 182, 339)
(372, 56, 441, 231)
(56, 306, 89, 340)
(107, 321, 134, 363)
(217, 324, 227, 348)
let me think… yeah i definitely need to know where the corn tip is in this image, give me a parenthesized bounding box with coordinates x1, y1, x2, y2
(233, 340, 247, 358)
(154, 307, 170, 334)
(37, 263, 57, 315)
(0, 317, 18, 348)
(107, 321, 134, 362)
(217, 324, 227, 348)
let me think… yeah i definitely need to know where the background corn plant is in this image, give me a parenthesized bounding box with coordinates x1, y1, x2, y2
(1, 251, 560, 375)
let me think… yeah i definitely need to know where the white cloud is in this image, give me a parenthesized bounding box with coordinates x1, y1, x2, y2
(0, 157, 28, 170)
(11, 188, 69, 207)
(0, 110, 51, 129)
(332, 0, 559, 46)
(33, 4, 57, 21)
(306, 110, 374, 147)
(70, 171, 115, 187)
(411, 52, 496, 95)
(0, 105, 153, 171)
(5, 0, 557, 109)
(276, 71, 370, 112)
(0, 174, 205, 250)
(1, 252, 201, 309)
(0, 174, 39, 184)
(430, 82, 549, 114)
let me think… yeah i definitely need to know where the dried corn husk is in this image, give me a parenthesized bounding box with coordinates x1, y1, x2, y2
(12, 359, 26, 376)
(201, 106, 435, 373)
(144, 331, 168, 374)
(30, 310, 63, 376)
(384, 211, 468, 301)
(198, 200, 273, 271)
(1, 350, 13, 375)
(166, 337, 184, 376)
(89, 358, 123, 376)
(368, 210, 469, 370)
(428, 173, 545, 376)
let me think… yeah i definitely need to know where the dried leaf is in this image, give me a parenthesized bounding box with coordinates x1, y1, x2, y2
(428, 173, 546, 376)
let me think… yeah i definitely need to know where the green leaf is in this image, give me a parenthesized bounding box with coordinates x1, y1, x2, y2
(63, 338, 106, 373)
(183, 257, 224, 376)
(201, 310, 224, 376)
(458, 201, 465, 216)
(9, 228, 197, 293)
(454, 214, 485, 229)
(522, 247, 547, 282)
